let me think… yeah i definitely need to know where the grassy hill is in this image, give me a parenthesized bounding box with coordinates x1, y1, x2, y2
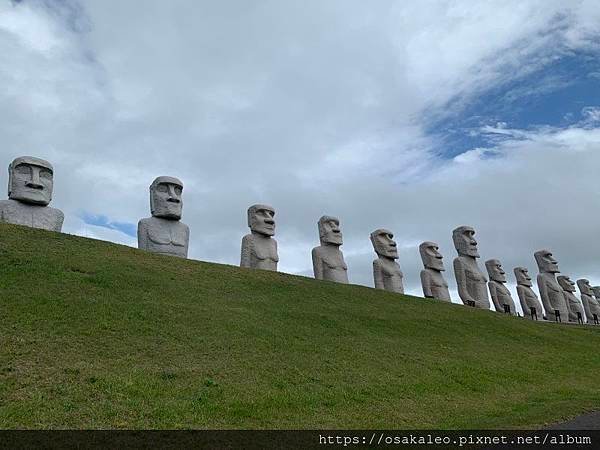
(1, 223, 599, 429)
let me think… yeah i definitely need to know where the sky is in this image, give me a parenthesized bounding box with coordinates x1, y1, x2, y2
(1, 0, 600, 311)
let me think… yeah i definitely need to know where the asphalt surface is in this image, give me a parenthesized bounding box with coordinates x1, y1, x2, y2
(546, 411, 600, 430)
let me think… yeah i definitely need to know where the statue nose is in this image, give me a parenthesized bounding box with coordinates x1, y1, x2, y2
(26, 181, 44, 189)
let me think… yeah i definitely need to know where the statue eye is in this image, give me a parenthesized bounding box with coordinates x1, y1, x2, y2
(15, 165, 30, 175)
(156, 184, 168, 193)
(39, 169, 52, 179)
(174, 186, 182, 195)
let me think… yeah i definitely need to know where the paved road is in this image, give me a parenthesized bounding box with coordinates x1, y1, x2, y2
(546, 411, 600, 430)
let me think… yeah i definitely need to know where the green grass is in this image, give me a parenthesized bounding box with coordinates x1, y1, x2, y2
(1, 223, 599, 429)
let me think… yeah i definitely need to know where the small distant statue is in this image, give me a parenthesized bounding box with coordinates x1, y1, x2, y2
(558, 276, 585, 323)
(240, 204, 278, 271)
(514, 267, 544, 320)
(370, 228, 403, 293)
(0, 156, 64, 231)
(419, 241, 451, 301)
(583, 284, 600, 325)
(534, 249, 568, 322)
(312, 215, 348, 284)
(137, 176, 189, 258)
(486, 259, 516, 315)
(452, 226, 489, 309)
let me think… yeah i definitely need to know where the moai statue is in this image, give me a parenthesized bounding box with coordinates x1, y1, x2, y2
(514, 267, 544, 320)
(452, 226, 489, 309)
(485, 259, 516, 315)
(137, 176, 189, 258)
(419, 241, 451, 302)
(559, 277, 585, 323)
(240, 204, 278, 271)
(534, 249, 568, 322)
(582, 283, 600, 325)
(312, 215, 348, 284)
(370, 228, 403, 293)
(0, 156, 64, 231)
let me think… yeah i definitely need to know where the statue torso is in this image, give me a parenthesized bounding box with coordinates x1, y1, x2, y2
(455, 255, 489, 308)
(421, 268, 451, 301)
(516, 284, 543, 317)
(244, 234, 278, 271)
(375, 257, 404, 294)
(538, 273, 569, 318)
(562, 292, 583, 322)
(489, 280, 516, 314)
(315, 245, 348, 283)
(138, 216, 189, 258)
(0, 199, 64, 232)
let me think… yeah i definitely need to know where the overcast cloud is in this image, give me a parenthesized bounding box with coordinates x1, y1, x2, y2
(1, 0, 600, 310)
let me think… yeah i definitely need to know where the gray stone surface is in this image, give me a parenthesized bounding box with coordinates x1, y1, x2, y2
(534, 249, 569, 322)
(370, 228, 403, 293)
(0, 156, 64, 231)
(591, 287, 600, 323)
(558, 276, 585, 323)
(514, 267, 544, 320)
(137, 176, 189, 258)
(485, 259, 516, 315)
(452, 226, 490, 309)
(581, 282, 600, 324)
(240, 204, 278, 271)
(312, 215, 348, 284)
(419, 241, 451, 301)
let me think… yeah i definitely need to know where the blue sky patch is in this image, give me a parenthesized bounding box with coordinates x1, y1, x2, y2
(427, 50, 600, 159)
(81, 212, 137, 237)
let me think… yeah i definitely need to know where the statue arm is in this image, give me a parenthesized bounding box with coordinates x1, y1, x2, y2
(240, 235, 252, 268)
(488, 282, 502, 311)
(536, 275, 550, 318)
(312, 247, 324, 280)
(54, 210, 65, 232)
(373, 260, 385, 290)
(420, 270, 433, 298)
(183, 224, 190, 258)
(137, 220, 148, 250)
(453, 258, 474, 305)
(516, 286, 529, 315)
(582, 296, 592, 320)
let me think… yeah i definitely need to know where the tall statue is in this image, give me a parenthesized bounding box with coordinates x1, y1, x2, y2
(514, 267, 543, 320)
(137, 176, 189, 258)
(370, 228, 403, 293)
(240, 204, 278, 271)
(312, 215, 348, 284)
(0, 156, 64, 231)
(583, 283, 600, 325)
(485, 259, 516, 315)
(419, 241, 451, 301)
(534, 249, 568, 322)
(559, 276, 585, 323)
(452, 226, 489, 309)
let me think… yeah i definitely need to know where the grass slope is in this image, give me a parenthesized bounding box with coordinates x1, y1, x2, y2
(1, 223, 599, 429)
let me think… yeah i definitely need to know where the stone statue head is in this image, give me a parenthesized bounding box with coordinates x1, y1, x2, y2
(248, 204, 275, 236)
(150, 176, 183, 220)
(558, 275, 577, 293)
(452, 226, 479, 258)
(370, 228, 398, 259)
(8, 156, 54, 206)
(513, 267, 532, 287)
(419, 241, 444, 271)
(592, 286, 600, 300)
(534, 249, 559, 274)
(318, 215, 343, 246)
(485, 259, 506, 283)
(576, 278, 593, 296)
